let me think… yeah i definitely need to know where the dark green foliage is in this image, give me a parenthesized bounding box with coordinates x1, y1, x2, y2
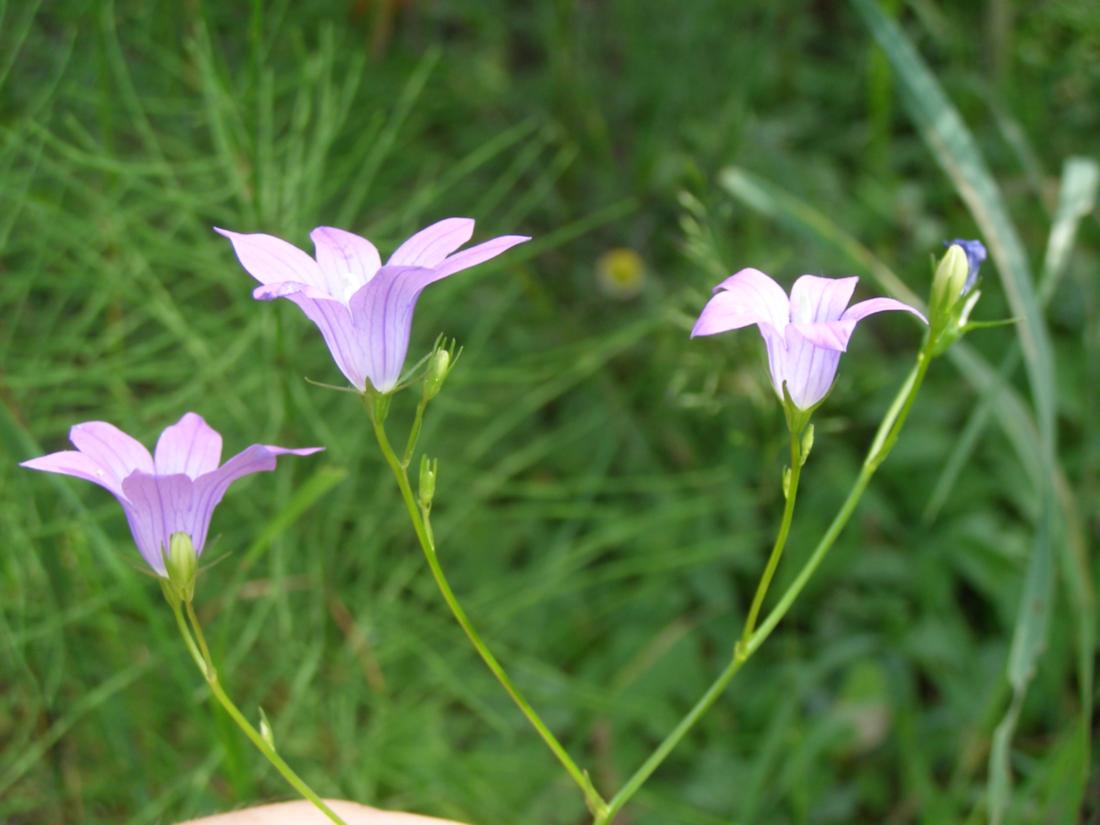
(1, 1, 1095, 823)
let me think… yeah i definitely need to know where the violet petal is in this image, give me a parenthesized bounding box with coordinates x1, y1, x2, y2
(69, 421, 154, 494)
(782, 325, 844, 409)
(20, 450, 120, 495)
(788, 275, 859, 323)
(215, 228, 327, 293)
(120, 471, 196, 575)
(347, 265, 439, 392)
(387, 218, 475, 267)
(690, 268, 790, 337)
(310, 226, 383, 301)
(432, 235, 531, 280)
(154, 412, 223, 479)
(189, 444, 323, 553)
(843, 297, 928, 325)
(284, 293, 369, 390)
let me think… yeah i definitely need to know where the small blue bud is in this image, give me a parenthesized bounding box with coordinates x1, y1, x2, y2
(944, 239, 987, 294)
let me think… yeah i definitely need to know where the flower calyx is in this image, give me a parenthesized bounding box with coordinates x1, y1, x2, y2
(928, 240, 987, 356)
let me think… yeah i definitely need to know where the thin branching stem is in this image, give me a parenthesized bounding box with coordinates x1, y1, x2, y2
(173, 602, 349, 825)
(596, 346, 933, 824)
(369, 399, 608, 817)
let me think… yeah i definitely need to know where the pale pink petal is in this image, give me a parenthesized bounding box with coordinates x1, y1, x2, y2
(788, 275, 858, 324)
(253, 281, 337, 302)
(119, 472, 196, 575)
(756, 322, 788, 401)
(311, 226, 383, 300)
(788, 320, 858, 352)
(154, 412, 223, 479)
(347, 265, 437, 392)
(387, 218, 475, 267)
(20, 451, 120, 495)
(781, 325, 844, 409)
(690, 268, 790, 337)
(431, 235, 531, 280)
(271, 292, 369, 390)
(843, 297, 928, 325)
(215, 227, 327, 293)
(189, 444, 323, 553)
(69, 421, 153, 494)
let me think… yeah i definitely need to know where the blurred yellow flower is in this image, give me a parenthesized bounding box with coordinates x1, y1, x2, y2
(596, 248, 646, 299)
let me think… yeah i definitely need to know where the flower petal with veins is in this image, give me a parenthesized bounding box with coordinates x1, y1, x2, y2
(21, 413, 321, 577)
(218, 219, 530, 392)
(693, 269, 926, 410)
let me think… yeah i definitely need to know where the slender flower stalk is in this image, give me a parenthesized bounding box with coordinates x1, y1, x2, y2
(738, 426, 804, 652)
(20, 416, 337, 820)
(594, 423, 807, 825)
(366, 393, 608, 818)
(170, 597, 349, 825)
(598, 332, 941, 825)
(745, 349, 932, 659)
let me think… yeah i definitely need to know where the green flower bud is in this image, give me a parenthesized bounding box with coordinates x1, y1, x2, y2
(418, 454, 438, 511)
(164, 532, 198, 604)
(930, 244, 968, 320)
(799, 424, 815, 466)
(259, 707, 277, 751)
(423, 348, 452, 401)
(928, 239, 987, 356)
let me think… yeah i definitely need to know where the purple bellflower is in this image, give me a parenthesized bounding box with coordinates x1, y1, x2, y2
(20, 413, 321, 576)
(692, 269, 927, 410)
(945, 239, 987, 293)
(216, 219, 530, 393)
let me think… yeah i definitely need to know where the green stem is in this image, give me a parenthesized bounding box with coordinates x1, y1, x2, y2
(739, 428, 802, 650)
(598, 429, 805, 825)
(173, 603, 349, 825)
(402, 396, 429, 467)
(596, 348, 933, 825)
(745, 350, 931, 659)
(369, 405, 607, 817)
(595, 656, 745, 825)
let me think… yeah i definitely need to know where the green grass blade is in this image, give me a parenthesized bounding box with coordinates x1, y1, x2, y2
(925, 157, 1098, 519)
(849, 2, 1071, 819)
(851, 0, 1055, 448)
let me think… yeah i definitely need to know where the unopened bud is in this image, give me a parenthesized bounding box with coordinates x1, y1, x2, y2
(418, 454, 438, 510)
(164, 532, 198, 604)
(931, 245, 969, 317)
(423, 348, 452, 401)
(928, 239, 987, 356)
(259, 707, 277, 751)
(799, 424, 815, 466)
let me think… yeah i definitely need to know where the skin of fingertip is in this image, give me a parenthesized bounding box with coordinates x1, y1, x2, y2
(178, 800, 471, 825)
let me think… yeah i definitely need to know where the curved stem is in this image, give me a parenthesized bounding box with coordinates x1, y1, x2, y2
(740, 429, 802, 649)
(745, 351, 930, 658)
(596, 349, 933, 824)
(369, 406, 607, 817)
(173, 603, 348, 825)
(598, 429, 805, 824)
(595, 656, 745, 825)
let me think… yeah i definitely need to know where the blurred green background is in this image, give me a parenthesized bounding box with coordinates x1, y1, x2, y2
(2, 1, 1096, 823)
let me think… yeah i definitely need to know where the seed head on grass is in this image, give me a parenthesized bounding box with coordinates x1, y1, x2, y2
(216, 219, 529, 393)
(21, 413, 321, 576)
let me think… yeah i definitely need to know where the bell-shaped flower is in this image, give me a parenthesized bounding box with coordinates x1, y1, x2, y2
(216, 219, 530, 393)
(20, 413, 321, 576)
(692, 269, 926, 410)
